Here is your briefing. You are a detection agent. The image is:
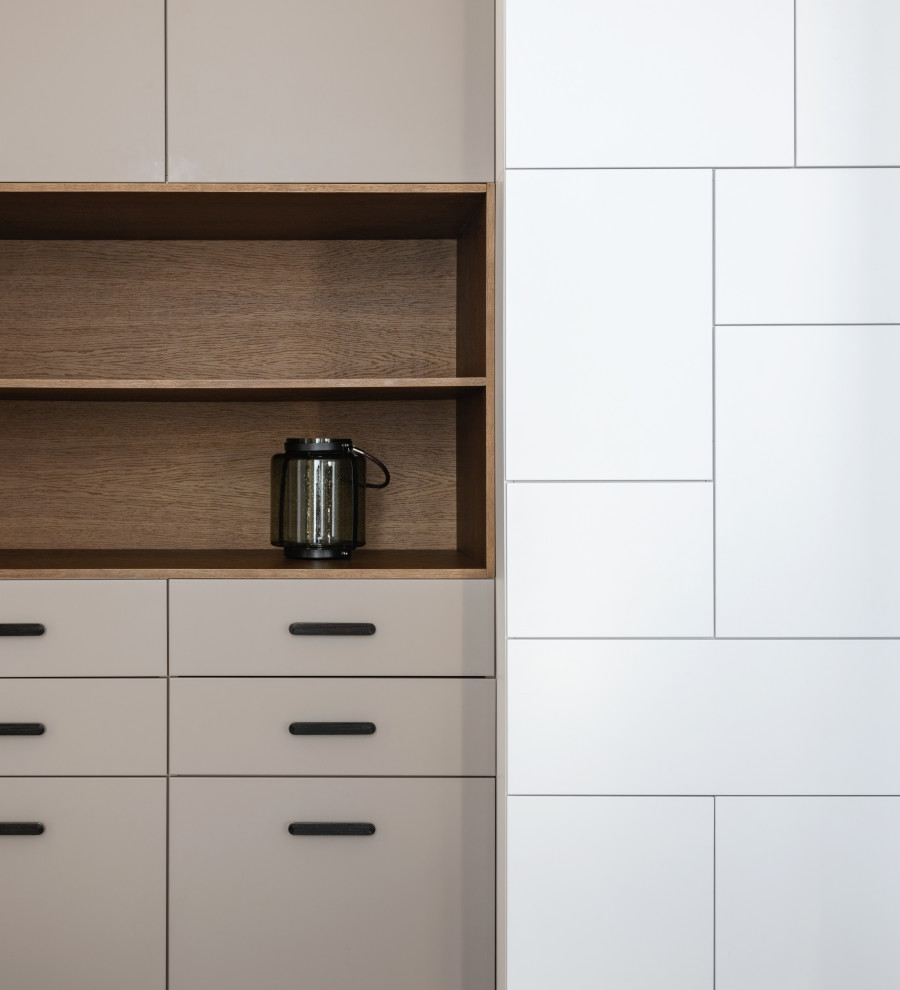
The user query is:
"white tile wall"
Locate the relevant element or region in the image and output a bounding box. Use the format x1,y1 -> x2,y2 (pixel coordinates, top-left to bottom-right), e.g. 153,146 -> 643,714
716,324 -> 900,637
506,0 -> 794,168
716,170 -> 900,325
717,799 -> 900,990
505,170 -> 712,481
797,0 -> 900,166
508,639 -> 900,795
504,2 -> 900,985
508,797 -> 713,990
507,482 -> 713,638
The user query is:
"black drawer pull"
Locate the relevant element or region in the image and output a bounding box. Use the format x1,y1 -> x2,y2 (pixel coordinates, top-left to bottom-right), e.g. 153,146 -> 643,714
289,822 -> 375,836
289,622 -> 376,637
0,624 -> 45,637
0,823 -> 44,835
289,722 -> 376,735
0,723 -> 45,736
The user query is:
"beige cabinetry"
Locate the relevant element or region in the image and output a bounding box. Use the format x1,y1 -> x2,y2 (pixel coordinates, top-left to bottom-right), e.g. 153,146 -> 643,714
167,0 -> 494,182
1,578 -> 495,987
170,777 -> 495,990
0,0 -> 164,181
0,778 -> 167,990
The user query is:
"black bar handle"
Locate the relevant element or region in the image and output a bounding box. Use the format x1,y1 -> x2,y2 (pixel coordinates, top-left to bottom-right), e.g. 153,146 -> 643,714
289,622 -> 376,637
0,723 -> 45,736
289,822 -> 375,836
0,823 -> 44,835
289,722 -> 376,735
0,624 -> 45,637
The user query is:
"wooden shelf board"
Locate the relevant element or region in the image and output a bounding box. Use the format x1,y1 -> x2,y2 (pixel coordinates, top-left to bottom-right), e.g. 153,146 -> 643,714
0,549 -> 490,580
0,378 -> 487,401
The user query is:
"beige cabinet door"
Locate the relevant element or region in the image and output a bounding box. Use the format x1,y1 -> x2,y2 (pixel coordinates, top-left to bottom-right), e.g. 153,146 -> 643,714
0,0 -> 164,181
170,777 -> 495,990
0,778 -> 166,990
167,0 -> 494,181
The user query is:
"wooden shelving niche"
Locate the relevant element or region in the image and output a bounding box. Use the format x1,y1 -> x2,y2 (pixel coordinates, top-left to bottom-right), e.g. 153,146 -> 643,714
0,183 -> 494,579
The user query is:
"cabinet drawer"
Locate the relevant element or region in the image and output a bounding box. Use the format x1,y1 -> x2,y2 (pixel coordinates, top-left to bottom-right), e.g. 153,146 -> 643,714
0,679 -> 166,776
169,579 -> 494,676
169,777 -> 494,990
170,677 -> 495,776
0,580 -> 166,676
0,778 -> 166,990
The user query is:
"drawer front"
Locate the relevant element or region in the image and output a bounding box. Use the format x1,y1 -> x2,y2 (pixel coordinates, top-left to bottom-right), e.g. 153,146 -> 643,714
169,777 -> 495,990
170,677 -> 495,776
0,580 -> 166,676
0,778 -> 166,990
0,679 -> 166,776
169,579 -> 494,676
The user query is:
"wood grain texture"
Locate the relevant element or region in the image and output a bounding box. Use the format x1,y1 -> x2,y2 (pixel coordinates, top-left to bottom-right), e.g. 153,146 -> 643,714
0,549 -> 487,579
0,240 -> 456,379
0,400 -> 456,551
0,187 -> 485,239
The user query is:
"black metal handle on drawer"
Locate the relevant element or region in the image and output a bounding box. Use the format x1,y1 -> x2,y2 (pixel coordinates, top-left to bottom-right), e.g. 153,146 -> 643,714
289,722 -> 376,735
289,623 -> 376,636
0,823 -> 44,835
0,624 -> 46,637
0,723 -> 45,735
289,822 -> 376,836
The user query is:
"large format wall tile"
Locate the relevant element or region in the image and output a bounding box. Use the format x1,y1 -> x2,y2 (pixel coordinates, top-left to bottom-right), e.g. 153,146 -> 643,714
506,0 -> 793,167
507,483 -> 713,637
0,0 -> 164,180
717,799 -> 900,990
168,0 -> 493,181
505,170 -> 712,481
508,640 -> 900,796
716,325 -> 900,637
797,0 -> 900,165
716,170 -> 900,324
508,797 -> 713,990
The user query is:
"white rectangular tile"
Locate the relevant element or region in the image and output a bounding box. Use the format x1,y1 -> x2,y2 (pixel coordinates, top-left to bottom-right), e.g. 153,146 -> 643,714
508,640 -> 900,796
718,798 -> 900,990
505,170 -> 712,481
797,0 -> 900,165
716,325 -> 900,636
716,170 -> 900,324
508,797 -> 713,990
506,0 -> 793,167
507,483 -> 713,638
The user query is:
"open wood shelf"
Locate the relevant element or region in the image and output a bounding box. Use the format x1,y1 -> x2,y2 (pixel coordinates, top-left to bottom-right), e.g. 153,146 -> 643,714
0,377 -> 487,401
0,183 -> 494,578
0,549 -> 488,580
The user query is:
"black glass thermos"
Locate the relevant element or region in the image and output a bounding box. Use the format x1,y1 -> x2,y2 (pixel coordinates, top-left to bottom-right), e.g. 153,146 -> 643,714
271,438 -> 390,559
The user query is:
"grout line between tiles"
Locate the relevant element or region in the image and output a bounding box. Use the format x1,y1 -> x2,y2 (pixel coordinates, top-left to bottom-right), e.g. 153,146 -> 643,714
166,579 -> 170,990
507,636 -> 900,641
793,0 -> 798,167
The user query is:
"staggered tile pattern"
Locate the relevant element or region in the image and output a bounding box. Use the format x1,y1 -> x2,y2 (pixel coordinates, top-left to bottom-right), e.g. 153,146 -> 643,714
504,3 -> 900,988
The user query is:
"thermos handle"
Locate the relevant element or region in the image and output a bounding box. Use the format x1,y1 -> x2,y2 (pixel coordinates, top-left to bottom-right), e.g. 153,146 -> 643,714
352,447 -> 390,489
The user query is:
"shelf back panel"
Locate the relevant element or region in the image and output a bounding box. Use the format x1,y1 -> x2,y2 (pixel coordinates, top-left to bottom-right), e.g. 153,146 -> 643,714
0,400 -> 457,552
0,239 -> 457,380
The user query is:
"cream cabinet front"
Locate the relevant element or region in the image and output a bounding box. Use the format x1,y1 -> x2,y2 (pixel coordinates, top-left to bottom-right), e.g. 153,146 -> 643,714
169,776 -> 496,990
0,0 -> 164,181
166,0 -> 494,182
0,778 -> 166,990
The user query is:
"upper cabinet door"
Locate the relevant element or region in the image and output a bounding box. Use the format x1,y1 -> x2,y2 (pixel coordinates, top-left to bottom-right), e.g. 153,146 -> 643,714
167,0 -> 494,182
0,0 -> 164,181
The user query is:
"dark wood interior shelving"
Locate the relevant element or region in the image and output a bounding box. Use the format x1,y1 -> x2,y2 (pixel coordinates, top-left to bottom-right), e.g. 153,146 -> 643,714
0,183 -> 495,579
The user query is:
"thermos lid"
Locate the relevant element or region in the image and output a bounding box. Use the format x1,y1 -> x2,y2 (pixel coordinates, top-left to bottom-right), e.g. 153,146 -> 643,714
284,437 -> 352,454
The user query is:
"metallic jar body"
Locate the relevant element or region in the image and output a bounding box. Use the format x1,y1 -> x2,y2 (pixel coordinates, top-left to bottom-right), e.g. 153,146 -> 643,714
271,439 -> 366,559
